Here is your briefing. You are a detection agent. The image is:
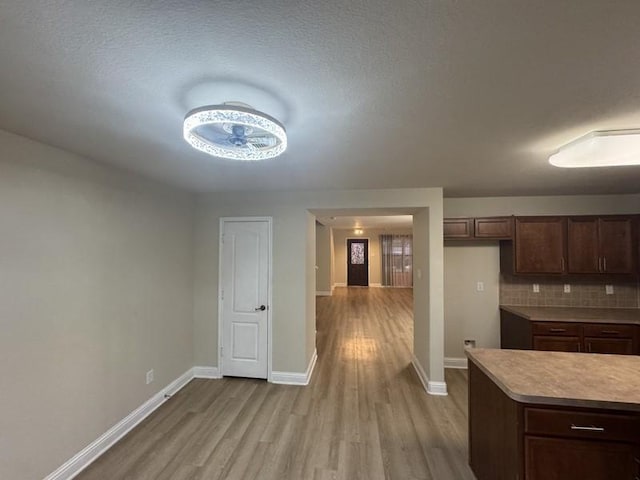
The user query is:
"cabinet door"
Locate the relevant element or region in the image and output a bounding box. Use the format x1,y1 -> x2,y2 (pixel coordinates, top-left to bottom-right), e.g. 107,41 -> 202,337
598,217 -> 634,273
443,218 -> 473,239
525,436 -> 637,480
474,217 -> 513,239
567,217 -> 599,273
515,217 -> 566,273
584,337 -> 634,355
532,336 -> 581,352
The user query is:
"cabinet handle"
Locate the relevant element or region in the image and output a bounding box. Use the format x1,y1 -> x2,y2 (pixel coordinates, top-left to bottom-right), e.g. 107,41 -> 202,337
602,257 -> 607,272
549,328 -> 566,333
577,343 -> 581,352
570,424 -> 605,432
561,257 -> 565,270
598,256 -> 602,272
600,330 -> 620,335
587,342 -> 592,353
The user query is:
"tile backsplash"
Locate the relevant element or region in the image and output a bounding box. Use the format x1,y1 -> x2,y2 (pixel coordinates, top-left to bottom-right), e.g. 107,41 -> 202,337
500,274 -> 640,308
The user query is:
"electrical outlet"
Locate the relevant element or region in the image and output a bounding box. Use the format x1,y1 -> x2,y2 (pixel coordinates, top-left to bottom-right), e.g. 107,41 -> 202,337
146,369 -> 154,385
532,283 -> 540,293
476,281 -> 484,292
605,285 -> 614,295
563,284 -> 571,293
464,339 -> 476,349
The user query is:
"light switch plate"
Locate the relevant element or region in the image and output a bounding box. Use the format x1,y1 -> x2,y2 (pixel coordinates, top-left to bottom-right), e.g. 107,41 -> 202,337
563,284 -> 571,293
605,285 -> 614,295
532,283 -> 540,293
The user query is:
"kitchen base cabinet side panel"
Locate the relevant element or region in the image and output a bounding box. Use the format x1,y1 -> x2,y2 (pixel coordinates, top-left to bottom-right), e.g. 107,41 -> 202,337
468,362 -> 522,480
500,309 -> 532,349
524,436 -> 638,480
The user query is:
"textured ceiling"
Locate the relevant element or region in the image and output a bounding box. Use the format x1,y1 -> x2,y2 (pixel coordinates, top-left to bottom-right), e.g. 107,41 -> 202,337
1,1 -> 640,196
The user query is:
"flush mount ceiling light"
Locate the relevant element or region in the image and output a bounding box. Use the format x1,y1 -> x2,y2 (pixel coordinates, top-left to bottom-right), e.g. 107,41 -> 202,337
549,129 -> 640,168
183,102 -> 287,161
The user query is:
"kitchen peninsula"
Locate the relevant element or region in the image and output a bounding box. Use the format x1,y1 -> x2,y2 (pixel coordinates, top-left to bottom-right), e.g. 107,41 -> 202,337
466,348 -> 640,480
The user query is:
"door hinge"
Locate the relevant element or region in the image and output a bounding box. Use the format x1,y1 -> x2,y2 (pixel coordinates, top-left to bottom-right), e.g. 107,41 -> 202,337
220,346 -> 223,357
221,289 -> 224,300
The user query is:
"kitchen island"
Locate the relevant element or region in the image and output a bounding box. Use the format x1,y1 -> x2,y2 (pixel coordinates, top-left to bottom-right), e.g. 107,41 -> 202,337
466,348 -> 640,480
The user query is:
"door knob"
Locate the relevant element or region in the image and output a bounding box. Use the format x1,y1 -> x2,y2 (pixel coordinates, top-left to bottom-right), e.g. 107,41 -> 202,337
255,305 -> 266,311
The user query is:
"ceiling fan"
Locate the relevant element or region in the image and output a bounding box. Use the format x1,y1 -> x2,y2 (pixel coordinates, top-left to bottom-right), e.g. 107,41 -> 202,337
183,102 -> 287,161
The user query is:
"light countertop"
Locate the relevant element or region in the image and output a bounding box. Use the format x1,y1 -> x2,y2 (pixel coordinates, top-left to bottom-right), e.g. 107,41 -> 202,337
500,305 -> 640,324
466,348 -> 640,412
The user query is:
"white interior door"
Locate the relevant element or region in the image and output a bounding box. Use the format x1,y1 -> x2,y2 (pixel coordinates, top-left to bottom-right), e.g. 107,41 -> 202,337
220,219 -> 270,379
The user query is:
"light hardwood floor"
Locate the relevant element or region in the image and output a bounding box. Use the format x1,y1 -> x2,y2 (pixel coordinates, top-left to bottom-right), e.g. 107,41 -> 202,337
77,287 -> 476,480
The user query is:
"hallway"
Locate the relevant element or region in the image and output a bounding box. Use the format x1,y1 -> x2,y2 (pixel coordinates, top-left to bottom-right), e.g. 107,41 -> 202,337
77,287 -> 475,480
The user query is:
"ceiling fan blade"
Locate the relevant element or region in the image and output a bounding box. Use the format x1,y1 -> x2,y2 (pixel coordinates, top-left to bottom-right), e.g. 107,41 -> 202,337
246,136 -> 277,147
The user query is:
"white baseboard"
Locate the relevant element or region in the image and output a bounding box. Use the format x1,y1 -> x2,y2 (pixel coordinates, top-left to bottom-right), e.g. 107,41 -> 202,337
427,381 -> 448,395
333,282 -> 346,287
411,355 -> 448,397
193,366 -> 221,379
316,291 -> 332,296
45,368 -> 194,480
271,349 -> 318,386
411,355 -> 429,393
444,357 -> 468,369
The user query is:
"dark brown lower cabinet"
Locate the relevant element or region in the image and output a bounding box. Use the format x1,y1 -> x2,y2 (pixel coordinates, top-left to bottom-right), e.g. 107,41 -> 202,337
532,335 -> 581,352
500,309 -> 640,355
469,362 -> 640,480
585,337 -> 635,354
525,436 -> 638,480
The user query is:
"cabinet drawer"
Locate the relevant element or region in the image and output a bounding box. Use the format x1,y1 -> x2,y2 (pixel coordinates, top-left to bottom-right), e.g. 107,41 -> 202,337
525,408 -> 640,443
532,322 -> 580,336
583,323 -> 635,338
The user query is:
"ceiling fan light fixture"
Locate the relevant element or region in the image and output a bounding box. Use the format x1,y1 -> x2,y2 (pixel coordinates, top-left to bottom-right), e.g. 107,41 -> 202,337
183,103 -> 287,161
549,129 -> 640,168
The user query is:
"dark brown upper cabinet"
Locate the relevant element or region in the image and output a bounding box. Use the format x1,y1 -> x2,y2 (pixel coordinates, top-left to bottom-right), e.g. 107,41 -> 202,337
514,217 -> 567,274
443,218 -> 473,239
567,217 -> 599,273
599,216 -> 635,273
474,217 -> 513,239
568,216 -> 635,274
444,217 -> 513,240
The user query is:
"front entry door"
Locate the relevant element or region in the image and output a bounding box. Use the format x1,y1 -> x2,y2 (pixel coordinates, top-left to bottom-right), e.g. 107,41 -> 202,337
220,219 -> 270,379
347,238 -> 369,286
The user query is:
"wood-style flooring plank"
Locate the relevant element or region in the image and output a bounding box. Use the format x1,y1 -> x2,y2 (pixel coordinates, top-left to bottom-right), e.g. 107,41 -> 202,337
76,287 -> 476,480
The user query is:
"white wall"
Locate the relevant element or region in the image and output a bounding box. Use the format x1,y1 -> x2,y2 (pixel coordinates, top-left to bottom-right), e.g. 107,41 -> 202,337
445,194 -> 640,217
0,130 -> 195,480
412,206 -> 445,392
315,223 -> 332,294
193,188 -> 445,386
194,198 -> 309,374
306,212 -> 317,358
444,242 -> 501,360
